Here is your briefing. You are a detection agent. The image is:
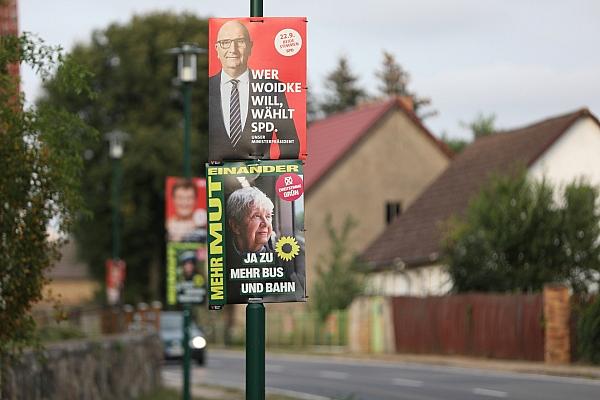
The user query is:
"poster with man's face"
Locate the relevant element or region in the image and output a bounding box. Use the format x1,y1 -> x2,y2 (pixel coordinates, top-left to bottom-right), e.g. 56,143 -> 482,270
105,259 -> 125,305
165,177 -> 207,243
208,17 -> 307,162
206,160 -> 307,309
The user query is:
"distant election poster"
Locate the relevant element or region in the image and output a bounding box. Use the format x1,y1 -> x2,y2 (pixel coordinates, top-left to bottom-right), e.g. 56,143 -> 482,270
165,177 -> 207,243
165,177 -> 208,304
166,242 -> 208,305
105,259 -> 126,305
208,17 -> 307,162
206,160 -> 307,309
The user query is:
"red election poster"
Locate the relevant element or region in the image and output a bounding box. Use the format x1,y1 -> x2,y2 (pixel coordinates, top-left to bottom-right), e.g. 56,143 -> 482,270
106,259 -> 126,305
208,17 -> 307,162
165,177 -> 207,243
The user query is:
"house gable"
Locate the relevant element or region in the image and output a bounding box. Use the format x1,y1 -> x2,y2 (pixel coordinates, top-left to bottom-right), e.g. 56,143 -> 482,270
305,108 -> 450,287
362,108 -> 597,271
529,116 -> 600,187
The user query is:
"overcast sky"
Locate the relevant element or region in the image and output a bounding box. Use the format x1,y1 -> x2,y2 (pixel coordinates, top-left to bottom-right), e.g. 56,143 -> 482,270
19,0 -> 600,140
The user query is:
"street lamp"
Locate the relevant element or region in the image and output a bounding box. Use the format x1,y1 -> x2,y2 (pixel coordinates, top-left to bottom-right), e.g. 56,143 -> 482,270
104,130 -> 129,307
170,43 -> 204,83
168,43 -> 205,400
106,130 -> 128,160
168,43 -> 206,177
105,130 -> 129,262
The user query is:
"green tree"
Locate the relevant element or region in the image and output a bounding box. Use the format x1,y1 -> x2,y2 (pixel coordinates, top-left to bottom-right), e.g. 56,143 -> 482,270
440,132 -> 468,154
312,215 -> 364,321
0,34 -> 96,356
39,13 -> 210,301
320,56 -> 365,116
578,296 -> 600,364
444,171 -> 600,293
375,50 -> 436,119
461,112 -> 497,139
306,83 -> 320,124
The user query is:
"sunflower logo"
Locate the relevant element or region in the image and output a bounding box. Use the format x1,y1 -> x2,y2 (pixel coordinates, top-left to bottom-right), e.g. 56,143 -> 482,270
275,236 -> 300,261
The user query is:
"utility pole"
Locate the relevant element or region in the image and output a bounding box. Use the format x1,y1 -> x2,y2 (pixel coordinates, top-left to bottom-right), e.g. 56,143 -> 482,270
169,43 -> 205,400
246,2 -> 266,399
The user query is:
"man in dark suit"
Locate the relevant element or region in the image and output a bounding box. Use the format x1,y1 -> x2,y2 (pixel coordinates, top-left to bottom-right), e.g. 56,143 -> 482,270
209,20 -> 299,161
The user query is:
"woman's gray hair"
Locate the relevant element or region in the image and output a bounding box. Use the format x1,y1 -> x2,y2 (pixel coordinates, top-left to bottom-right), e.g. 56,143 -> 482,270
227,186 -> 274,225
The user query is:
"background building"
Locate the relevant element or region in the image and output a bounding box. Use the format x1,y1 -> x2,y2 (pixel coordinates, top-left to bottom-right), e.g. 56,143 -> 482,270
363,108 -> 600,296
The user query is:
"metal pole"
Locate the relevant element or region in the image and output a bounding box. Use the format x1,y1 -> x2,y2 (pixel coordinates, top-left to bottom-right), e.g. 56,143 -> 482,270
247,3 -> 265,399
246,303 -> 265,400
183,81 -> 192,178
111,156 -> 122,260
182,80 -> 193,400
250,0 -> 263,17
182,304 -> 192,400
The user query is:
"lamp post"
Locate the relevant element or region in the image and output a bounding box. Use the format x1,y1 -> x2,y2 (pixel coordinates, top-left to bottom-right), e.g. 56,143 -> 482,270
105,130 -> 128,261
105,130 -> 128,306
247,3 -> 265,400
168,43 -> 206,177
168,42 -> 205,400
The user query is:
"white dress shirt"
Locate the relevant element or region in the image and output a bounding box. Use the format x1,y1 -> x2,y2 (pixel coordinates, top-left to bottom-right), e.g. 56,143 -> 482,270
220,69 -> 250,138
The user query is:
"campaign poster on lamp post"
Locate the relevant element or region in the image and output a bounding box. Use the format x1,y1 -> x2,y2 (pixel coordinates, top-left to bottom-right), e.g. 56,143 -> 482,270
165,177 -> 207,243
165,177 -> 208,304
166,242 -> 207,305
206,160 -> 306,309
106,259 -> 126,305
208,17 -> 307,162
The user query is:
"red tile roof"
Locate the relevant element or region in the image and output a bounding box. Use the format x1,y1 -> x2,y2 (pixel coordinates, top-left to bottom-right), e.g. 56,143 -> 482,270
304,97 -> 452,192
363,108 -> 598,269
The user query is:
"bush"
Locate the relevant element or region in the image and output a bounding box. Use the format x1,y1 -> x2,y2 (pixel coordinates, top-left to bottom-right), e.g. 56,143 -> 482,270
444,171 -> 600,294
37,325 -> 86,342
578,296 -> 600,364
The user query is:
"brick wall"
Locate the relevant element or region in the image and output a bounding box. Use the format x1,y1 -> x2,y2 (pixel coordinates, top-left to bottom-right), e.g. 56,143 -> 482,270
543,284 -> 571,364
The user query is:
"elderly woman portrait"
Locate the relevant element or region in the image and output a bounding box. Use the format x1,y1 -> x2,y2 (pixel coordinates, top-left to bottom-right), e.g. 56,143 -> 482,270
227,186 -> 275,254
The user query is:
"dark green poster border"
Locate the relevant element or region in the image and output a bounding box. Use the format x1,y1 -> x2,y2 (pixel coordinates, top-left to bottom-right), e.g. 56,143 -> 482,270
206,160 -> 304,310
207,172 -> 227,309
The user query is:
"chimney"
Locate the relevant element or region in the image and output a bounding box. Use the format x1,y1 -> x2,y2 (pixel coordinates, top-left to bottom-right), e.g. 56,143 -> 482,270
398,96 -> 413,112
0,0 -> 18,36
1,0 -> 19,79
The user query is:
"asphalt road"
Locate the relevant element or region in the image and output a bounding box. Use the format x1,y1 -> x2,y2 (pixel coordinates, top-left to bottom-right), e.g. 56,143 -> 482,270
162,350 -> 600,400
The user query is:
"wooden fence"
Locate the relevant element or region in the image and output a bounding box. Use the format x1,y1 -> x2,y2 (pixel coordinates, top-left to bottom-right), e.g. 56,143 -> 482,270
391,293 -> 545,361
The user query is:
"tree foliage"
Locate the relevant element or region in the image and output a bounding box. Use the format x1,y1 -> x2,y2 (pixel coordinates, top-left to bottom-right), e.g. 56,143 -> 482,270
374,50 -> 436,119
0,34 -> 96,356
39,13 -> 210,301
444,171 -> 600,294
320,56 -> 365,116
375,51 -> 410,97
440,133 -> 468,154
462,112 -> 497,139
312,215 -> 364,321
577,296 -> 600,364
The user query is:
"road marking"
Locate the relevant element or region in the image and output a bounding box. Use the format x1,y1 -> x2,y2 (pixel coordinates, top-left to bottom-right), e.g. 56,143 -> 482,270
318,370 -> 349,380
267,387 -> 330,400
472,388 -> 508,398
266,364 -> 284,373
392,378 -> 424,387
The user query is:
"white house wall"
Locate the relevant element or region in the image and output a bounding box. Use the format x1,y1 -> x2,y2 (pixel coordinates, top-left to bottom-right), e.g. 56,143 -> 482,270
366,265 -> 452,297
373,115 -> 600,298
528,116 -> 600,189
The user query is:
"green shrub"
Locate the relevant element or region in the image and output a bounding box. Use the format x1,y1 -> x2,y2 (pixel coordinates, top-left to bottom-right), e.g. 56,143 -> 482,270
578,296 -> 600,364
37,325 -> 86,342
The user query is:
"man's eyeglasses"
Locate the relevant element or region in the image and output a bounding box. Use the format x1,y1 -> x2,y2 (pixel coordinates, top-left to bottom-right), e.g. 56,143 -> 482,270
217,38 -> 248,49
